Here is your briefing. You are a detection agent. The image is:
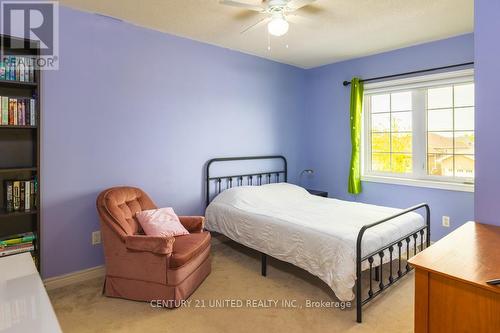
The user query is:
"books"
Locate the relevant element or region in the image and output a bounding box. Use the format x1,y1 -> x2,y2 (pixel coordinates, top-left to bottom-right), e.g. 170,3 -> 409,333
1,242 -> 33,251
30,180 -> 35,210
0,232 -> 36,257
0,96 -> 36,126
25,180 -> 31,212
0,232 -> 35,246
0,58 -> 5,79
4,178 -> 37,212
4,180 -> 13,212
0,56 -> 35,83
13,181 -> 20,211
1,96 -> 7,124
0,244 -> 35,257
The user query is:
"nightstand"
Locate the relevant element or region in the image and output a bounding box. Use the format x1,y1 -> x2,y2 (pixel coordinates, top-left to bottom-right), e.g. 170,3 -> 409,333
306,189 -> 328,197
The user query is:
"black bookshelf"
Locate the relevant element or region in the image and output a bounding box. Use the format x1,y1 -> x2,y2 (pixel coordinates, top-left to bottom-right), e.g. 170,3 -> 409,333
0,208 -> 38,217
0,167 -> 37,173
0,79 -> 37,88
0,34 -> 41,272
0,125 -> 37,129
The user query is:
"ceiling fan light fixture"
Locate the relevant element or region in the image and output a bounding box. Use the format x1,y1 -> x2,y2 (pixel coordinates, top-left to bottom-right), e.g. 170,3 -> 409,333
267,13 -> 289,37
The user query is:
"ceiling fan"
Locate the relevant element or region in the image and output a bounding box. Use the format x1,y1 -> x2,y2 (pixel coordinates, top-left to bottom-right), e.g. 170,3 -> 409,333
220,0 -> 318,37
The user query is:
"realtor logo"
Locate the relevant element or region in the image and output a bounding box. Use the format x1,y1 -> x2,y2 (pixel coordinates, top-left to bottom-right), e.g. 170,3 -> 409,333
0,1 -> 59,69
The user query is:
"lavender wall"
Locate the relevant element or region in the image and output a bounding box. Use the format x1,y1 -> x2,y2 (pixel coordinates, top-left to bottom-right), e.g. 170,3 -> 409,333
41,7 -> 307,278
302,34 -> 475,241
474,1 -> 500,226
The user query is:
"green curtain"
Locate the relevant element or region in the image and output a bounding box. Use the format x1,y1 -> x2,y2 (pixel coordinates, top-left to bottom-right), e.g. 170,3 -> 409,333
348,77 -> 364,194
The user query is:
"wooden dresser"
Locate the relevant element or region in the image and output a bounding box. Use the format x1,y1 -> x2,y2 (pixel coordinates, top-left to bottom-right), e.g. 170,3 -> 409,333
408,222 -> 500,333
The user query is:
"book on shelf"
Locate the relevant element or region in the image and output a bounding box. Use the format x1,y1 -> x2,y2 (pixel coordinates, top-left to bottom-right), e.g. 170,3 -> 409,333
0,232 -> 36,257
25,180 -> 31,212
0,96 -> 36,126
10,98 -> 16,125
17,100 -> 21,125
4,180 -> 13,212
19,58 -> 25,82
0,244 -> 35,257
19,181 -> 25,212
30,180 -> 36,210
0,242 -> 33,251
13,180 -> 20,211
1,96 -> 7,124
10,56 -> 15,80
15,58 -> 20,81
0,58 -> 4,79
0,56 -> 35,83
31,99 -> 35,125
0,232 -> 36,246
34,176 -> 38,209
18,99 -> 24,125
4,178 -> 37,213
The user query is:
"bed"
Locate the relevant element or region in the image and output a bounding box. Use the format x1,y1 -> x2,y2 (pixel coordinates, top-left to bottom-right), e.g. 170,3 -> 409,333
204,155 -> 430,322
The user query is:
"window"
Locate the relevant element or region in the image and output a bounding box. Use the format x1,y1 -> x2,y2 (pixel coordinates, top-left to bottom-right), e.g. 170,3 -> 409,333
362,69 -> 474,192
369,92 -> 413,174
427,84 -> 474,178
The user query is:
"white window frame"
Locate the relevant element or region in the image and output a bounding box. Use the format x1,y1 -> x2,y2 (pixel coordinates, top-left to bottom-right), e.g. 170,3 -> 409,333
361,69 -> 474,192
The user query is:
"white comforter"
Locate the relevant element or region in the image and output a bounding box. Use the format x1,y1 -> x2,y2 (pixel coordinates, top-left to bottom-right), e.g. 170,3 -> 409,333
205,183 -> 425,301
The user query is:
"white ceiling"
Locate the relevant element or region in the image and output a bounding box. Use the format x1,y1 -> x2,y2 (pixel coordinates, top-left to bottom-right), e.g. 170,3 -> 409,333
59,0 -> 474,69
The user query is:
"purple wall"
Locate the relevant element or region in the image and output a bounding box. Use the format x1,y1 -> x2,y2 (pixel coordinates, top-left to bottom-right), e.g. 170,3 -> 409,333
302,34 -> 475,241
41,7 -> 307,278
474,1 -> 500,226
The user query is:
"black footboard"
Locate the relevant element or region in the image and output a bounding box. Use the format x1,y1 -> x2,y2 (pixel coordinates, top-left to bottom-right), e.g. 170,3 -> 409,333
355,203 -> 430,323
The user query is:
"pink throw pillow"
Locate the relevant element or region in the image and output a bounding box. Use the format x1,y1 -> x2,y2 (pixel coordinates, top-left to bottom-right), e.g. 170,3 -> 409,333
135,207 -> 189,237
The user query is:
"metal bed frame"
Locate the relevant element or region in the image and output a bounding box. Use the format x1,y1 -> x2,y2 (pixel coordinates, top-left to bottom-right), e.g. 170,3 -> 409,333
205,155 -> 430,323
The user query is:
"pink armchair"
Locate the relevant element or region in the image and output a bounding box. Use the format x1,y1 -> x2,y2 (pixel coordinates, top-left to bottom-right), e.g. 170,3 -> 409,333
96,187 -> 211,305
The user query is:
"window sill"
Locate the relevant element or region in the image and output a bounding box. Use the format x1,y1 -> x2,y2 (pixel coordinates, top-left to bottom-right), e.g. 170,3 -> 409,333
361,175 -> 474,193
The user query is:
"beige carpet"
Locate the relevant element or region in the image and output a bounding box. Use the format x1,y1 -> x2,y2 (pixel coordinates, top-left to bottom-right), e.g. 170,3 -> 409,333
48,237 -> 414,333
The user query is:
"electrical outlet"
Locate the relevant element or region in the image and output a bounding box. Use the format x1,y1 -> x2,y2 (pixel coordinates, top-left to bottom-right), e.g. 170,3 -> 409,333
92,231 -> 101,245
442,216 -> 450,227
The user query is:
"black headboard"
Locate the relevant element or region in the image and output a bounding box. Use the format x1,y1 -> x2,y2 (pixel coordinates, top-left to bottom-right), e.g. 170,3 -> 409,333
205,155 -> 287,207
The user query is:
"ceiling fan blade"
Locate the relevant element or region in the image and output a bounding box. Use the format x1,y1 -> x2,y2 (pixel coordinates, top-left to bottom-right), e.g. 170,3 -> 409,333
286,0 -> 317,11
220,0 -> 265,12
286,12 -> 319,29
240,16 -> 270,34
234,10 -> 262,20
298,5 -> 325,15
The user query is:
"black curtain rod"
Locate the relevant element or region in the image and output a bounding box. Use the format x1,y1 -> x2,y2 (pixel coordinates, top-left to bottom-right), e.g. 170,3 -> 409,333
342,62 -> 474,86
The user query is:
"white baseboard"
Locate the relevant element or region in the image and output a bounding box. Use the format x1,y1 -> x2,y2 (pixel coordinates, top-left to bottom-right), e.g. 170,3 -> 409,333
44,265 -> 105,291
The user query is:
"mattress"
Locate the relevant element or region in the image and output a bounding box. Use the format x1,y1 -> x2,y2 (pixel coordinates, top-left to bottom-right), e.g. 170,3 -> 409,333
205,183 -> 425,301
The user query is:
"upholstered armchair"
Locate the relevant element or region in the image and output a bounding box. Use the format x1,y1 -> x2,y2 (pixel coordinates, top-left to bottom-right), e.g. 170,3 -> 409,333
96,187 -> 211,305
